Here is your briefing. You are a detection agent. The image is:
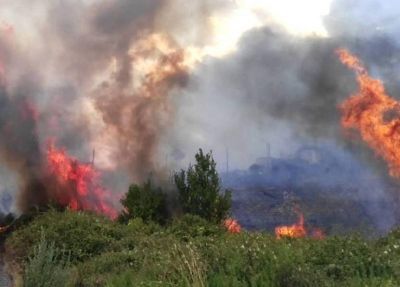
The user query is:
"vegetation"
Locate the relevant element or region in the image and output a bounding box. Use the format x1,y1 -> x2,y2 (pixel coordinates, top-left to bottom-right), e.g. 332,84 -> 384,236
4,209 -> 400,287
174,149 -> 231,223
3,150 -> 400,286
23,233 -> 71,287
119,180 -> 167,225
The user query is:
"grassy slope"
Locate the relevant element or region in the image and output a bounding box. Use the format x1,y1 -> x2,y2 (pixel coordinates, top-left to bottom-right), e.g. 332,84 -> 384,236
4,210 -> 400,287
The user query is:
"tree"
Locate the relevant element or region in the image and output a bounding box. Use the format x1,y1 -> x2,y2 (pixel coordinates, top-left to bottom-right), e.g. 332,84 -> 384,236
119,180 -> 167,224
174,149 -> 231,223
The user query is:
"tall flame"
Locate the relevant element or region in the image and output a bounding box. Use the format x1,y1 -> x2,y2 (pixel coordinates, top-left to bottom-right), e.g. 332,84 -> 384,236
46,140 -> 117,219
337,48 -> 400,178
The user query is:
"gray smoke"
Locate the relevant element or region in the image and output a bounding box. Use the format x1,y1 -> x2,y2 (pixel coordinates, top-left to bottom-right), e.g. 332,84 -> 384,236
0,0 -> 189,212
168,0 -> 400,170
0,0 -> 400,229
164,0 -> 400,230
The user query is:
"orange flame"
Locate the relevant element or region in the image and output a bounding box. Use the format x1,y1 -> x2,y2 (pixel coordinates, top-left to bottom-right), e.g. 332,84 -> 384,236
224,218 -> 242,234
46,140 -> 118,219
337,48 -> 400,178
275,210 -> 307,239
275,208 -> 325,239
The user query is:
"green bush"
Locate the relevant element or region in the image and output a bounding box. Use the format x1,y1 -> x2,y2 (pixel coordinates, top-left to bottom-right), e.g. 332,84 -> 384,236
174,149 -> 231,223
119,180 -> 168,225
105,240 -> 206,287
168,214 -> 223,241
5,209 -> 400,287
75,251 -> 138,286
126,218 -> 162,235
6,210 -> 126,263
23,233 -> 72,287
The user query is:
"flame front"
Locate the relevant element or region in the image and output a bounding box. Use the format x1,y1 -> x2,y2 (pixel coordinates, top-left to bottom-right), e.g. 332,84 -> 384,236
337,48 -> 400,178
46,140 -> 117,219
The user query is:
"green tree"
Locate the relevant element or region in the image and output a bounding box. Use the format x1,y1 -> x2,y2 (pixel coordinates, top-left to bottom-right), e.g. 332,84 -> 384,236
119,180 -> 167,224
174,149 -> 231,223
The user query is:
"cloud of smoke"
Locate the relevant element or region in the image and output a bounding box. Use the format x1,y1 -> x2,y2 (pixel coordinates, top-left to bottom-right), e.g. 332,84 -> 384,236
168,0 -> 400,170
0,0 -> 399,225
0,0 -> 194,212
161,0 -> 400,230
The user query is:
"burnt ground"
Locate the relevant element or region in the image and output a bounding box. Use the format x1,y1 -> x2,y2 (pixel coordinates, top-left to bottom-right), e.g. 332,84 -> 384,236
230,185 -> 397,236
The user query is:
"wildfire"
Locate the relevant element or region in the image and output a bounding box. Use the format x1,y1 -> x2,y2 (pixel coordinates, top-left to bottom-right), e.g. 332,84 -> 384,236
337,48 -> 400,178
92,32 -> 189,178
46,140 -> 118,219
275,209 -> 324,239
275,210 -> 307,239
224,218 -> 242,234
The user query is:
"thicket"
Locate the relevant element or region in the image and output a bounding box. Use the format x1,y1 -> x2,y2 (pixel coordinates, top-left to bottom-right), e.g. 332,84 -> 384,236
5,209 -> 400,287
23,233 -> 71,287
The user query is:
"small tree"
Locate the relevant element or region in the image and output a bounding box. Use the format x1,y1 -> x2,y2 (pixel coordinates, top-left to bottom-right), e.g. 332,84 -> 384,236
174,149 -> 231,223
119,180 -> 167,224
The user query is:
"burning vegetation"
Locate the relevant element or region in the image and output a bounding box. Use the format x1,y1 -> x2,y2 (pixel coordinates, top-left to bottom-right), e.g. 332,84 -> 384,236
275,210 -> 307,239
274,208 -> 325,239
0,30 -> 190,217
224,218 -> 242,234
46,141 -> 118,219
338,48 -> 400,179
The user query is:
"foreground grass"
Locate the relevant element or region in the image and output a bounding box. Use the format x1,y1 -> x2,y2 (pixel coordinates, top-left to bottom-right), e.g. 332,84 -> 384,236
4,210 -> 400,286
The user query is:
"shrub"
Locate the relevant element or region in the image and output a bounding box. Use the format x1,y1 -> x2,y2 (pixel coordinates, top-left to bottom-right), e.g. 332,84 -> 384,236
119,180 -> 167,225
168,214 -> 223,240
75,251 -> 138,286
174,149 -> 231,223
23,233 -> 71,287
126,218 -> 162,235
6,210 -> 125,263
105,241 -> 206,287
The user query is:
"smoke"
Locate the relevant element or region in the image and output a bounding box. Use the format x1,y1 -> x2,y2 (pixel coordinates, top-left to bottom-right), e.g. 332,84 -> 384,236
0,0 -> 198,212
168,1 -> 400,170
0,0 -> 400,227
0,0 -> 239,213
162,0 -> 400,229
